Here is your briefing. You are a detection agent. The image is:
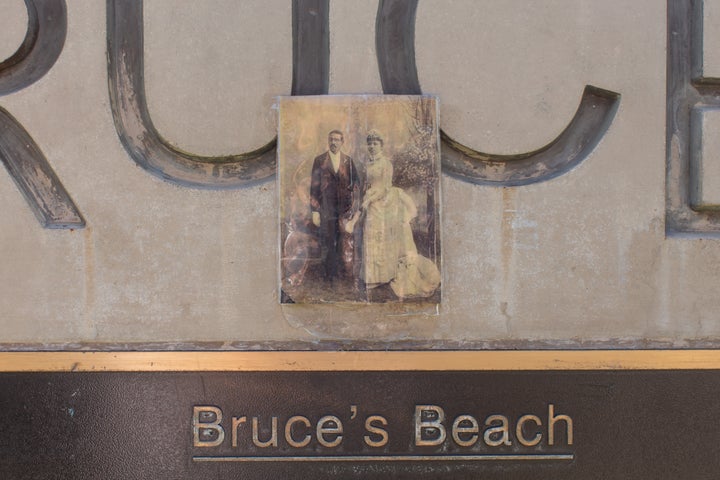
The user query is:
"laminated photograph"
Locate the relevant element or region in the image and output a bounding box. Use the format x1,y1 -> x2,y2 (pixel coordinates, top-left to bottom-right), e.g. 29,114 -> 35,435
278,96 -> 441,304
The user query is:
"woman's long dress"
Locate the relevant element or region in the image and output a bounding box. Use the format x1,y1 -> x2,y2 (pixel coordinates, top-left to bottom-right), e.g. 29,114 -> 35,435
362,155 -> 417,286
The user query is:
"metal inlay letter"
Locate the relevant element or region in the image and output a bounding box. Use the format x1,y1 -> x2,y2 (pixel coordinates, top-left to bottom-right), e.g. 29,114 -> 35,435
375,0 -> 621,186
0,0 -> 84,228
666,0 -> 720,234
106,0 -> 329,188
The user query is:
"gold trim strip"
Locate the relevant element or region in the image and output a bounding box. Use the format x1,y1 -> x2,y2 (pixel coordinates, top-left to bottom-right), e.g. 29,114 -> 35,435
193,454 -> 574,462
0,350 -> 718,372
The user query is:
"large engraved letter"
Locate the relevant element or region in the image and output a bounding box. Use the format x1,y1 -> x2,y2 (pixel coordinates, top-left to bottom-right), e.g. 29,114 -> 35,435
107,0 -> 329,188
0,0 -> 84,228
667,0 -> 720,234
375,0 -> 621,186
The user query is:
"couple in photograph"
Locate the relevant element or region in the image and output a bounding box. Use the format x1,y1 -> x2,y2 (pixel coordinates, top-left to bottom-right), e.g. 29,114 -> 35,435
309,129 -> 439,300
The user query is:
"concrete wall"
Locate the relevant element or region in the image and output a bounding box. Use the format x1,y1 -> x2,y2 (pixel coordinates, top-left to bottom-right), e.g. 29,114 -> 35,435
0,1 -> 717,348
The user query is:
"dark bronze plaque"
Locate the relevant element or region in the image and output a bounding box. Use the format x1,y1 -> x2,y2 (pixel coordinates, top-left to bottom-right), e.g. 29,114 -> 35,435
0,369 -> 717,479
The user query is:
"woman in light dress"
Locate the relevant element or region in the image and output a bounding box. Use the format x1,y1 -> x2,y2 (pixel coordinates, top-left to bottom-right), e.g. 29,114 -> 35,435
347,130 -> 439,299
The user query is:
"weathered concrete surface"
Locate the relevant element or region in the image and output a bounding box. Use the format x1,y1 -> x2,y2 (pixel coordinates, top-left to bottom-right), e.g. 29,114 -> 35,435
0,1 -> 717,348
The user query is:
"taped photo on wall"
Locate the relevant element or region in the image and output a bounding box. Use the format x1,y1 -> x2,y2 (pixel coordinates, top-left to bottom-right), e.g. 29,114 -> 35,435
278,95 -> 441,304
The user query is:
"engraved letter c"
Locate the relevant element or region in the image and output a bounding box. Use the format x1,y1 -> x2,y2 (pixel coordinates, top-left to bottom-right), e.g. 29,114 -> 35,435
375,0 -> 621,186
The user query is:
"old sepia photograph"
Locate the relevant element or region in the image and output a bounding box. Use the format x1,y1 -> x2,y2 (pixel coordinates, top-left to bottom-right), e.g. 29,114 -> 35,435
278,95 -> 441,304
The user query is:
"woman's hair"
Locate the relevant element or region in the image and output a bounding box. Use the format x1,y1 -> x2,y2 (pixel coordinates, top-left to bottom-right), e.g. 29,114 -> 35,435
366,129 -> 384,146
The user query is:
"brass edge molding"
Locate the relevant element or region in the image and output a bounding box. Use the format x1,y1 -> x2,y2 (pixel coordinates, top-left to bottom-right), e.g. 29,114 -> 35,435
0,350 -> 718,372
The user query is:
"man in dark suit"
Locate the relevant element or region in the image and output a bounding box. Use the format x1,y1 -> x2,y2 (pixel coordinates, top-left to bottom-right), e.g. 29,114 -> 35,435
310,130 -> 361,281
